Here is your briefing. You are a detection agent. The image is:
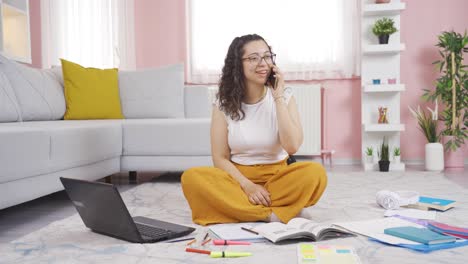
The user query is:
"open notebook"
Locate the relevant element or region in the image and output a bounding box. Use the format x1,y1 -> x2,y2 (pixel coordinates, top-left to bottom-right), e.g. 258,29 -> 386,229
245,217 -> 353,243
208,222 -> 268,242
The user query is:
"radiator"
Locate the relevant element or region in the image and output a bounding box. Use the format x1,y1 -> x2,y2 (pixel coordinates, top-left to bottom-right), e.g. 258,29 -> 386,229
290,85 -> 322,156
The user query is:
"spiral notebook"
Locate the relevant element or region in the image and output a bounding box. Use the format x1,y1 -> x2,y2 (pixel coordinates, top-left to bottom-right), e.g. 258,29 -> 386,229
208,222 -> 267,242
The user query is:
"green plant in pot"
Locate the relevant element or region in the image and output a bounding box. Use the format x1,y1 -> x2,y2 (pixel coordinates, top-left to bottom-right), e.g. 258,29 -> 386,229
365,147 -> 374,164
393,147 -> 401,163
372,17 -> 398,44
377,137 -> 390,172
422,30 -> 467,169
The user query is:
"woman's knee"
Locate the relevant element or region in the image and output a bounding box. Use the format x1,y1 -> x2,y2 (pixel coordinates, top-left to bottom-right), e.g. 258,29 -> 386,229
181,167 -> 206,186
299,162 -> 328,187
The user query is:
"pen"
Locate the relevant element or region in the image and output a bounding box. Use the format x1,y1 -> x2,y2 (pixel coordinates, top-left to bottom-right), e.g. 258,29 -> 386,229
241,227 -> 259,235
202,232 -> 209,241
186,239 -> 197,246
210,251 -> 252,258
186,248 -> 211,255
213,239 -> 251,246
165,237 -> 195,243
201,238 -> 212,246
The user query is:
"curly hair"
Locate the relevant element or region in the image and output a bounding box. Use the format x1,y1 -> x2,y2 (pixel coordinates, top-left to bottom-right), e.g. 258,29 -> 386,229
217,34 -> 273,121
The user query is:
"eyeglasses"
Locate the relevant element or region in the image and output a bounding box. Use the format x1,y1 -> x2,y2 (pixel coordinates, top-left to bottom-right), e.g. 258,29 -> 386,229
242,53 -> 276,66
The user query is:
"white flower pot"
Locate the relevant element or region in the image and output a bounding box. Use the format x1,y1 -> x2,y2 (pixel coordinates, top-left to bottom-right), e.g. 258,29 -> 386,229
393,156 -> 400,163
365,155 -> 373,164
425,143 -> 444,171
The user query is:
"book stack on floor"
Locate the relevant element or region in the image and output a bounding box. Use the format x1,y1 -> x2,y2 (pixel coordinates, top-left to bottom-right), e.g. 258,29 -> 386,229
427,222 -> 468,239
384,226 -> 456,245
403,196 -> 456,211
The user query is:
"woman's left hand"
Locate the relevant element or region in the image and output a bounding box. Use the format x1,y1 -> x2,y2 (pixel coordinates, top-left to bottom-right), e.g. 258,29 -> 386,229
270,65 -> 285,100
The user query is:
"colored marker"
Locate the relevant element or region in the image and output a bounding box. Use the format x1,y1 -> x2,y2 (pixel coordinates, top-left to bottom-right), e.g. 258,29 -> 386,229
213,239 -> 251,245
186,239 -> 197,246
201,238 -> 212,246
185,248 -> 211,255
210,251 -> 252,258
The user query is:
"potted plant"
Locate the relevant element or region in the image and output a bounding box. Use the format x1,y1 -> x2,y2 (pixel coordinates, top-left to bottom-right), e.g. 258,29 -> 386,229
393,147 -> 401,164
422,30 -> 467,170
377,137 -> 390,172
408,102 -> 444,171
372,17 -> 398,44
365,147 -> 374,163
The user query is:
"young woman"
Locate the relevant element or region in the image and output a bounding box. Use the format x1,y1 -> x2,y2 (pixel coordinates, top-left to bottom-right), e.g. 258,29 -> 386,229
182,34 -> 327,226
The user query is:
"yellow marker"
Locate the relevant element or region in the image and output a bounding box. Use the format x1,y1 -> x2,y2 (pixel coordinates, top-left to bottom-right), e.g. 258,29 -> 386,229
210,251 -> 252,258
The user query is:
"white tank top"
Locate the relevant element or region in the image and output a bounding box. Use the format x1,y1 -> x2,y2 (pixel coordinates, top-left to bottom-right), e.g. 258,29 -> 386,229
217,87 -> 293,165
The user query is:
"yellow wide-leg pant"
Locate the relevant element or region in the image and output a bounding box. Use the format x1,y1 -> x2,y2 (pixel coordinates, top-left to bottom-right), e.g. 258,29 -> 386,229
181,159 -> 327,226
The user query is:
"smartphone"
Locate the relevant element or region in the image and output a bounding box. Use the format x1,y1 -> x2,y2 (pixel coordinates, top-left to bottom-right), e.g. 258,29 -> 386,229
267,62 -> 277,89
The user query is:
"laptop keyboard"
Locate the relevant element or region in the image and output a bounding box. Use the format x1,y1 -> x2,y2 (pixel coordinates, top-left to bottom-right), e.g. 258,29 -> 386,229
135,223 -> 174,239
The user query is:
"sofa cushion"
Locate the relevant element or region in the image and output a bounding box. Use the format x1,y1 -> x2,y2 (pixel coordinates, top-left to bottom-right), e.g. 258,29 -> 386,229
61,59 -> 124,120
0,70 -> 22,122
119,64 -> 185,119
0,54 -> 65,121
0,126 -> 50,183
184,86 -> 211,118
18,120 -> 123,173
122,119 -> 211,155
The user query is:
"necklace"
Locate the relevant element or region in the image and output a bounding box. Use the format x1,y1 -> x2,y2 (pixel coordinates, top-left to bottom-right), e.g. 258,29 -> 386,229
253,87 -> 267,104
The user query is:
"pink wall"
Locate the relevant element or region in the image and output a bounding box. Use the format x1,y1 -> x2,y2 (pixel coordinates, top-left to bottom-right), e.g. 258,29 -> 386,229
400,0 -> 468,160
29,0 -> 468,161
133,0 -> 467,160
134,0 -> 186,68
29,0 -> 41,68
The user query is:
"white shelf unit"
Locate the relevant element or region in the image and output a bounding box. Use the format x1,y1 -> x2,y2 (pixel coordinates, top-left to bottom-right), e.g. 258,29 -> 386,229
363,43 -> 405,54
0,0 -> 31,63
363,84 -> 405,92
361,0 -> 405,171
363,123 -> 405,132
362,2 -> 406,16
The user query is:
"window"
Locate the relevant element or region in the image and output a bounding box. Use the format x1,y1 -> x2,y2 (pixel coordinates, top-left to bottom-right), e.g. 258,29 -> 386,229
188,0 -> 360,83
41,0 -> 135,69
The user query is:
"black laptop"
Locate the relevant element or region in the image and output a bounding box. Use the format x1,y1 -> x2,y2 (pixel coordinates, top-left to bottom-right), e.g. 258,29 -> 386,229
60,177 -> 195,243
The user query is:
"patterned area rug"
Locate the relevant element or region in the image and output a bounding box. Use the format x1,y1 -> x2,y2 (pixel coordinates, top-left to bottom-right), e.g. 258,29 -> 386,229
1,170 -> 467,263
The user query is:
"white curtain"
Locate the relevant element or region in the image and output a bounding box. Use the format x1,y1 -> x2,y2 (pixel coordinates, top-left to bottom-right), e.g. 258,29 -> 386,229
188,0 -> 360,83
41,0 -> 135,70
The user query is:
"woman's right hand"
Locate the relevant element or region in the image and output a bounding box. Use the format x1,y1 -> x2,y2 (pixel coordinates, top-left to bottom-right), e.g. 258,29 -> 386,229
240,180 -> 271,206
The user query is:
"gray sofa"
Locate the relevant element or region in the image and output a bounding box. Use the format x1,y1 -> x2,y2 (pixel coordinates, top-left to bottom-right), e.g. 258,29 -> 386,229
0,55 -> 212,210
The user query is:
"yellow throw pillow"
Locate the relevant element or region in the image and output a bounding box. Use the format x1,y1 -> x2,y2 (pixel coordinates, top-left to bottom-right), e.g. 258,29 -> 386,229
61,59 -> 124,120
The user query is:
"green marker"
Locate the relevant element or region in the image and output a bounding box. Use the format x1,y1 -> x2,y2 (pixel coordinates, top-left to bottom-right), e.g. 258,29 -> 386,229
210,251 -> 252,258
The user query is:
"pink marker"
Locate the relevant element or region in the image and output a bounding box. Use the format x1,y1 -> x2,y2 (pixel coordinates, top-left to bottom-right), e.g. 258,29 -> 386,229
212,239 -> 251,246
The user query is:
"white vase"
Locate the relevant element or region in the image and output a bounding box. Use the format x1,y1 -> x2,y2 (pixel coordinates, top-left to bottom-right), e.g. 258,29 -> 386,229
394,156 -> 400,163
425,143 -> 444,171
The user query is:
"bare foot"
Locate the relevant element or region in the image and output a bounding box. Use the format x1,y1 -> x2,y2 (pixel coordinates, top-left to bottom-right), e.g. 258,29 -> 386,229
297,208 -> 312,219
266,212 -> 281,222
